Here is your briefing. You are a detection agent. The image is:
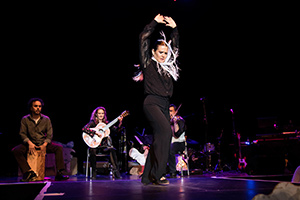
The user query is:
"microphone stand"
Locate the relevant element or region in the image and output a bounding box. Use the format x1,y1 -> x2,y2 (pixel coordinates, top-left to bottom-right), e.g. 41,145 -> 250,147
200,97 -> 211,172
214,129 -> 223,172
200,98 -> 208,144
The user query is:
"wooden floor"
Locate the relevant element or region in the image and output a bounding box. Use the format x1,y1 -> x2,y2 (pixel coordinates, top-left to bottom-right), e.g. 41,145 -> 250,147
1,172 -> 296,200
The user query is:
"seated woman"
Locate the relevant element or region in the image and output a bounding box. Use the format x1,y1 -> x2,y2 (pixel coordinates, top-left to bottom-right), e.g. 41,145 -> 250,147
82,106 -> 123,179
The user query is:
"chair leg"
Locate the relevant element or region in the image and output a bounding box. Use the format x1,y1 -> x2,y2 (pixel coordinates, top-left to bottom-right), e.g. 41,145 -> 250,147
181,161 -> 183,176
86,148 -> 89,178
185,152 -> 190,176
109,163 -> 113,177
185,142 -> 190,176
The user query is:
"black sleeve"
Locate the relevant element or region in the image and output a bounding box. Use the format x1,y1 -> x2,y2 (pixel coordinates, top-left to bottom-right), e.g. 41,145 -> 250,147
82,120 -> 97,137
170,27 -> 179,53
174,118 -> 186,138
139,20 -> 158,69
111,125 -> 123,133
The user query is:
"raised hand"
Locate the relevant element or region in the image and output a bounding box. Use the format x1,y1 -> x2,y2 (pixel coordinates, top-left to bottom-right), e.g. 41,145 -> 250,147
164,16 -> 177,28
154,14 -> 166,24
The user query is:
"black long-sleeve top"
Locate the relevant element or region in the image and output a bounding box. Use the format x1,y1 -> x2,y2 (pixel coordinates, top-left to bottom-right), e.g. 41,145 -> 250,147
82,120 -> 99,138
139,20 -> 179,98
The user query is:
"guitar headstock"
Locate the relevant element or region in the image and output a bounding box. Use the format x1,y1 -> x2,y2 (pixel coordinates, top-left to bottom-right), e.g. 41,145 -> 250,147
121,110 -> 130,118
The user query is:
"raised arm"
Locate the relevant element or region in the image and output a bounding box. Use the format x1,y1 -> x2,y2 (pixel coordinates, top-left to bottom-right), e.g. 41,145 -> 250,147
139,14 -> 166,69
165,16 -> 179,53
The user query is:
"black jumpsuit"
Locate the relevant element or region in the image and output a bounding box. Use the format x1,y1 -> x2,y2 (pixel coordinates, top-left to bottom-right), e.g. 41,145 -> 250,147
139,20 -> 179,184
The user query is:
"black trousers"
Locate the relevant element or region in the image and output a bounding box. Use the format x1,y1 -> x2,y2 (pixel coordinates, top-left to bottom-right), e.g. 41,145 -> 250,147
12,142 -> 65,174
141,95 -> 172,184
168,142 -> 185,174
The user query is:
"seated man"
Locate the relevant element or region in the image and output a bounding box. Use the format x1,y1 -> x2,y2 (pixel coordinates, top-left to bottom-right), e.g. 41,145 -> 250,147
12,98 -> 69,182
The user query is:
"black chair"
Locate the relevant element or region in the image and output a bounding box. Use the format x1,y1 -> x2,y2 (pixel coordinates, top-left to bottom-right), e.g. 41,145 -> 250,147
85,147 -> 113,178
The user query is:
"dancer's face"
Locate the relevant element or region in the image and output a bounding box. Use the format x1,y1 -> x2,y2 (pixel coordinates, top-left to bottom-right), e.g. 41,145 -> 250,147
152,45 -> 168,63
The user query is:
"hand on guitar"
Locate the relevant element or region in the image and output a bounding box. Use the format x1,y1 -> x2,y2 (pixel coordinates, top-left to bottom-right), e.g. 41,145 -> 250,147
94,131 -> 104,138
92,126 -> 109,138
118,116 -> 123,127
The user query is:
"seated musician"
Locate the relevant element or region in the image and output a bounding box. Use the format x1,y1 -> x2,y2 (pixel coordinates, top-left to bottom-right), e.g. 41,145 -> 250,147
82,106 -> 123,179
168,104 -> 187,178
12,98 -> 69,182
129,142 -> 149,175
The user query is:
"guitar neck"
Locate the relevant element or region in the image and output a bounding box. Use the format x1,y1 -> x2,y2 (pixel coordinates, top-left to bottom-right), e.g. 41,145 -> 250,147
102,116 -> 119,131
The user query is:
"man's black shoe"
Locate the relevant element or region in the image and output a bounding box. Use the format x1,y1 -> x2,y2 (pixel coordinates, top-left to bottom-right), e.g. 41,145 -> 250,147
55,171 -> 69,181
21,171 -> 37,182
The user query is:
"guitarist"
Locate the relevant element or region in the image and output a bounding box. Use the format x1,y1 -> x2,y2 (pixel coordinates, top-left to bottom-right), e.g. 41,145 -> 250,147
82,106 -> 123,179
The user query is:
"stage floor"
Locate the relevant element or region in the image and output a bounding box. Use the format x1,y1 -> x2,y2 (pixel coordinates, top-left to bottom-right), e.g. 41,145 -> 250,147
0,172 -> 296,200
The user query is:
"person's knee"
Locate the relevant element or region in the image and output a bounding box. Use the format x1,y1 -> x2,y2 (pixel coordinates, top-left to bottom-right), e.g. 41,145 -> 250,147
11,147 -> 18,156
292,166 -> 300,183
11,145 -> 22,156
52,143 -> 63,153
57,144 -> 63,152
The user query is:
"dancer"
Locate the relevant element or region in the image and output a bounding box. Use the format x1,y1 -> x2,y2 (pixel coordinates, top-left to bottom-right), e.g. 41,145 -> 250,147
137,14 -> 180,185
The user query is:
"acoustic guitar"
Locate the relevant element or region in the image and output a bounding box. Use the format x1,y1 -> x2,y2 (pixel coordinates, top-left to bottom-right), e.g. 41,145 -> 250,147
82,110 -> 129,148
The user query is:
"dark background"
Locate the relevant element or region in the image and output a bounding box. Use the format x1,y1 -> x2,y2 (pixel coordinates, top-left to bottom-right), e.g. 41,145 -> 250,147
1,0 -> 298,175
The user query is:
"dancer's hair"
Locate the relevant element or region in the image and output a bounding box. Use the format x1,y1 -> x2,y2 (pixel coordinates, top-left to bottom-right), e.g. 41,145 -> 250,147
151,31 -> 180,81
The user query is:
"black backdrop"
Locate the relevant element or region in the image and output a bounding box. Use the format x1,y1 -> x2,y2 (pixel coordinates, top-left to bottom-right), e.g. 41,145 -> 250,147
1,0 -> 298,175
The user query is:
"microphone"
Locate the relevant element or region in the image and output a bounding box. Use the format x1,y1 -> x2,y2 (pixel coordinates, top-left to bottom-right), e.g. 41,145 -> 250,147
200,97 -> 206,101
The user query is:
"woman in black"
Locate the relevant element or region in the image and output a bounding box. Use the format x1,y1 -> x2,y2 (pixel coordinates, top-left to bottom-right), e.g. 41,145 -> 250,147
82,106 -> 123,179
137,14 -> 180,185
